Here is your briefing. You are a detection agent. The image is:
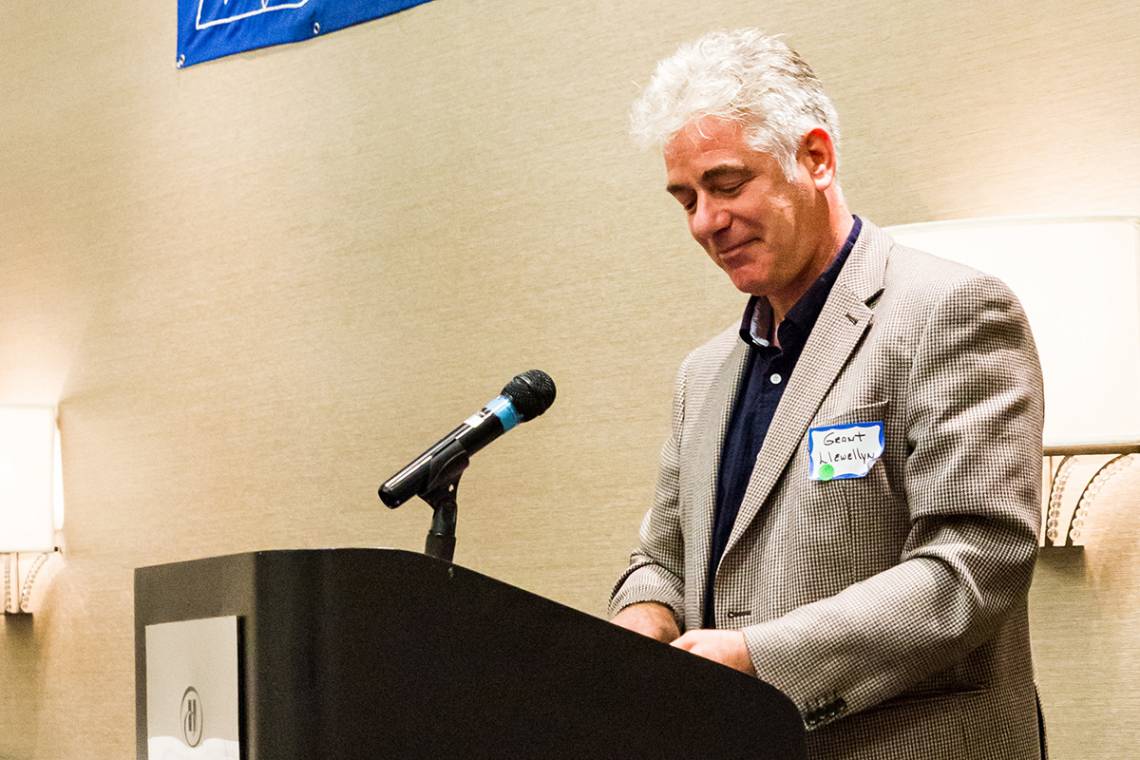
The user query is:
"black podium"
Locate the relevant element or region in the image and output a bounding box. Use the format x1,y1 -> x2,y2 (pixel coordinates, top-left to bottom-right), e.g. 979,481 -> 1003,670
135,549 -> 805,759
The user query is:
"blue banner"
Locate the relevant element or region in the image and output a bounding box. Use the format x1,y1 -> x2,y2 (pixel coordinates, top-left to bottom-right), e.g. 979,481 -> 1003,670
178,0 -> 434,68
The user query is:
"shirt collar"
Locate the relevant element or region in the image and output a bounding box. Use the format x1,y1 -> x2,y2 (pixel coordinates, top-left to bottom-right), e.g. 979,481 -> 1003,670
738,215 -> 863,348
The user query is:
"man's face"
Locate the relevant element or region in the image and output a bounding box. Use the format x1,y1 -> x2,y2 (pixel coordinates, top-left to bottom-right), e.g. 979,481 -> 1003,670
663,117 -> 829,307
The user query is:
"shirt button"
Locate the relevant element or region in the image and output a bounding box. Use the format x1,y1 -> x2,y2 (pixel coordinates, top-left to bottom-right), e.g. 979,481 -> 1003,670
770,373 -> 783,385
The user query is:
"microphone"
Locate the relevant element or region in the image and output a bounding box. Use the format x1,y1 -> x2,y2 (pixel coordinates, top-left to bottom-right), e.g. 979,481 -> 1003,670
378,370 -> 556,508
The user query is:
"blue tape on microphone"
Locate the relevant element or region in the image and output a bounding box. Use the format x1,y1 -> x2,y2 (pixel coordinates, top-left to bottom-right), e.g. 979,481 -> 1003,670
486,396 -> 522,432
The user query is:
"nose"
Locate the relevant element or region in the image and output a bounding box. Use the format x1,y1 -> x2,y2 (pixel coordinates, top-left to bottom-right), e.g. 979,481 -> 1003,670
689,194 -> 730,243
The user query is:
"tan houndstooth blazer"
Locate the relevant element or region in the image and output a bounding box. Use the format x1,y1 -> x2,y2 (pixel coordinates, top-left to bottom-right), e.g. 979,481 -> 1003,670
611,220 -> 1045,760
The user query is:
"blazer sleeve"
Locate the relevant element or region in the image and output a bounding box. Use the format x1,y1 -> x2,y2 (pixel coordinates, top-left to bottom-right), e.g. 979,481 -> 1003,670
608,355 -> 691,628
740,272 -> 1044,727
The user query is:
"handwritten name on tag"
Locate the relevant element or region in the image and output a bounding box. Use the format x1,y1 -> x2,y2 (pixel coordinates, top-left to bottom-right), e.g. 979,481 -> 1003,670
808,421 -> 885,481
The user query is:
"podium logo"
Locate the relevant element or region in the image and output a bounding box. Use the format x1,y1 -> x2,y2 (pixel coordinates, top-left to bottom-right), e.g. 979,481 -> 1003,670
180,686 -> 204,748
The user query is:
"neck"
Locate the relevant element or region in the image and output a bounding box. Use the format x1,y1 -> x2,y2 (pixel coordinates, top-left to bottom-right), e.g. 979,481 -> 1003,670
769,204 -> 855,326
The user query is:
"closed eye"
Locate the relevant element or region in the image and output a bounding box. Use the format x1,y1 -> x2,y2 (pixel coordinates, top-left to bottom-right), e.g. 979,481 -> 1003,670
702,165 -> 752,195
711,180 -> 745,195
667,188 -> 697,213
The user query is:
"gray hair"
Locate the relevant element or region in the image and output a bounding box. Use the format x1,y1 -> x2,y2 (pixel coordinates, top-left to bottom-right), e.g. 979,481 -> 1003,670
630,29 -> 840,179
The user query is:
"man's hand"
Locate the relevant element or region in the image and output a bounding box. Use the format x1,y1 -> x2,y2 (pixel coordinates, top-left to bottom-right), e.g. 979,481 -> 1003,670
671,629 -> 757,676
611,602 -> 681,643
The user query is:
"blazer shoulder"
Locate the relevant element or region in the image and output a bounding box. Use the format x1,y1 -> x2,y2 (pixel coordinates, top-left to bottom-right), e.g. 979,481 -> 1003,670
882,239 -> 1022,309
884,240 -> 984,289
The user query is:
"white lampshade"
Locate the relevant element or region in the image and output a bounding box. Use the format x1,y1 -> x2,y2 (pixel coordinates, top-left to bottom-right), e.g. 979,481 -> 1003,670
885,216 -> 1140,452
0,406 -> 60,553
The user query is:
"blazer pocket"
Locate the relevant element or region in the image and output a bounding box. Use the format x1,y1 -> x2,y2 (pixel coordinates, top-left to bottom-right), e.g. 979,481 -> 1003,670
885,685 -> 989,706
819,399 -> 889,426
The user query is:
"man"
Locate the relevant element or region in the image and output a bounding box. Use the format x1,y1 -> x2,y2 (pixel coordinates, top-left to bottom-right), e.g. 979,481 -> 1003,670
610,29 -> 1046,759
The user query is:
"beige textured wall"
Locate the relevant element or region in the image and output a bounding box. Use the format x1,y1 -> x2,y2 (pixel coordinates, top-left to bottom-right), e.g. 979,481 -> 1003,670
1,1 -> 1138,757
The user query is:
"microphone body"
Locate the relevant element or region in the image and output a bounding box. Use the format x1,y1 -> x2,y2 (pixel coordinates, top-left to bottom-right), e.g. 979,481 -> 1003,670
378,370 -> 555,508
378,396 -> 520,507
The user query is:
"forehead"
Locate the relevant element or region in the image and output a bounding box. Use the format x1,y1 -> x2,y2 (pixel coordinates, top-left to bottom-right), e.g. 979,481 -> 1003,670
663,117 -> 761,178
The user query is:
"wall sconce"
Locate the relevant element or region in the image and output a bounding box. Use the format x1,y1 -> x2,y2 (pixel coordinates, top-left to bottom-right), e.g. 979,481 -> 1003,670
886,216 -> 1140,548
1,405 -> 64,614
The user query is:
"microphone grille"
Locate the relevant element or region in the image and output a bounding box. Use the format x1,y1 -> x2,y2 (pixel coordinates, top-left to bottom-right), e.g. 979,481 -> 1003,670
501,370 -> 556,420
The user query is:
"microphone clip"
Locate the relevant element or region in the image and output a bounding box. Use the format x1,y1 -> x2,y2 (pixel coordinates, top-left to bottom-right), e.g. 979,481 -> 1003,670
418,438 -> 470,563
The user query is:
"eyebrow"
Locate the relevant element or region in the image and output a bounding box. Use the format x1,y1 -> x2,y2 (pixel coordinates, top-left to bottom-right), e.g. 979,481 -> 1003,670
666,164 -> 751,195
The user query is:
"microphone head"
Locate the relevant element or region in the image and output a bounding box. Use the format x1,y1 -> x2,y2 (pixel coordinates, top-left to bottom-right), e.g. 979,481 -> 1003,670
501,370 -> 556,420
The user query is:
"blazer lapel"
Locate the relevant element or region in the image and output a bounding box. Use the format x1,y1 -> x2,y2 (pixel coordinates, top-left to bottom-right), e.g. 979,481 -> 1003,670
722,222 -> 890,559
689,337 -> 749,615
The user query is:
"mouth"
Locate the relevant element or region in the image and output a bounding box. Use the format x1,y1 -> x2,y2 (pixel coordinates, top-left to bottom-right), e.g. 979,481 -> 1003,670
715,239 -> 755,260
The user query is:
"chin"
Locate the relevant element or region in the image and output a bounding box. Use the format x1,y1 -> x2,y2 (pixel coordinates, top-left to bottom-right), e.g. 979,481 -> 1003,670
725,270 -> 773,297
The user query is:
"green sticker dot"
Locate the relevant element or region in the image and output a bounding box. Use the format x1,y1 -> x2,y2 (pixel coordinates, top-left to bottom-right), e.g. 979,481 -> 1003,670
819,463 -> 835,481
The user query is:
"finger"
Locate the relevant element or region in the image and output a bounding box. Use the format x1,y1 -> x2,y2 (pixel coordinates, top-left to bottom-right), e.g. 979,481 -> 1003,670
670,633 -> 695,650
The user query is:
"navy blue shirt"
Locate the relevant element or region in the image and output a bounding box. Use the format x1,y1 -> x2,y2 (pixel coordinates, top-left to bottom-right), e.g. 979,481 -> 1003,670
702,216 -> 862,629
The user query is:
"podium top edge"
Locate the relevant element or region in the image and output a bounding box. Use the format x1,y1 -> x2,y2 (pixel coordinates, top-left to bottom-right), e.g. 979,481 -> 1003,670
133,547 -> 434,574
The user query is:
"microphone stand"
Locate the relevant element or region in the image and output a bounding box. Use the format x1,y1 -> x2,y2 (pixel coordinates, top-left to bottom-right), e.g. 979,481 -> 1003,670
417,439 -> 470,562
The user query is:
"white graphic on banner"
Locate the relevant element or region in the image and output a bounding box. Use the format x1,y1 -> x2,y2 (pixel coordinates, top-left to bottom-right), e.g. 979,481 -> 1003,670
196,0 -> 311,30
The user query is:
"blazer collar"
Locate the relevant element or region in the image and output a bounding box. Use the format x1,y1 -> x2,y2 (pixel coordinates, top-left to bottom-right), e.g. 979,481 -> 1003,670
835,218 -> 890,307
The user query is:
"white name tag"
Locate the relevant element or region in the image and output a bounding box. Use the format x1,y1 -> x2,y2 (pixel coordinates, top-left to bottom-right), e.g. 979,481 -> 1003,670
807,421 -> 884,481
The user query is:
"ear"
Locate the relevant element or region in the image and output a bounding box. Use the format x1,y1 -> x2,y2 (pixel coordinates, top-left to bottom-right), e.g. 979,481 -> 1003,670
799,128 -> 837,191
